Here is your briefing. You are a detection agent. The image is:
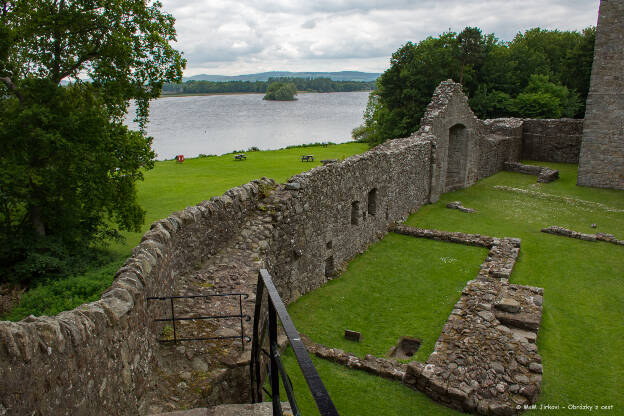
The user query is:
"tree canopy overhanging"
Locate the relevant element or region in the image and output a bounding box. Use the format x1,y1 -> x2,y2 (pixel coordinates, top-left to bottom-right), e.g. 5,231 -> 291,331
0,0 -> 185,284
354,27 -> 595,146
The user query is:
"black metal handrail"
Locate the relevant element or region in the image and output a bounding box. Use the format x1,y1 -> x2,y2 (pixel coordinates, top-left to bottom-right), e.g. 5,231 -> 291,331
250,269 -> 339,416
148,293 -> 251,350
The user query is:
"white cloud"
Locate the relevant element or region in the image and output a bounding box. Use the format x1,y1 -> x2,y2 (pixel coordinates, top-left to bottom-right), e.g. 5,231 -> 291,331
160,0 -> 600,76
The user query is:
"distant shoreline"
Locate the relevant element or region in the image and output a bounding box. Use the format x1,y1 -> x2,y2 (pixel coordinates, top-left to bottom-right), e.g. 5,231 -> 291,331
160,90 -> 372,98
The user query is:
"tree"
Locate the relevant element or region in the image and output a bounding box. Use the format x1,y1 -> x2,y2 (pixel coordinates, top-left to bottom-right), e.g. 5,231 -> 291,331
457,27 -> 486,85
363,33 -> 461,146
263,82 -> 297,100
355,26 -> 594,146
0,0 -> 185,283
508,74 -> 580,118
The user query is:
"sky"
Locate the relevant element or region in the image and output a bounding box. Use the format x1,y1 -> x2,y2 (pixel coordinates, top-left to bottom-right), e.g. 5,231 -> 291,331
160,0 -> 601,77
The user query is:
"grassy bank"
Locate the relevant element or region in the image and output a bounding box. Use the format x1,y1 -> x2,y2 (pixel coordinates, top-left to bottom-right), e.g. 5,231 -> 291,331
282,162 -> 624,415
4,142 -> 368,320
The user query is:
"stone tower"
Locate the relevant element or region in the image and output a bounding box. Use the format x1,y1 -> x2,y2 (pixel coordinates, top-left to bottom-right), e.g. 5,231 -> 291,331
577,0 -> 624,189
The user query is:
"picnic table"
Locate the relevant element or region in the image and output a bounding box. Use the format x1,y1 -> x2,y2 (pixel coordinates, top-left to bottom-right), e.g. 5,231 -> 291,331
301,155 -> 314,162
234,154 -> 247,161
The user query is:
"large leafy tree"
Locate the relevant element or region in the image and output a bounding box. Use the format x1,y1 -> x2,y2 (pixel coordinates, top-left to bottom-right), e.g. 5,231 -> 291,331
0,0 -> 185,283
355,26 -> 594,146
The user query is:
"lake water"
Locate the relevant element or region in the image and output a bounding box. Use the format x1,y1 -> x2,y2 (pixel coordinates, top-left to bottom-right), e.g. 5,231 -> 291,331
126,91 -> 369,160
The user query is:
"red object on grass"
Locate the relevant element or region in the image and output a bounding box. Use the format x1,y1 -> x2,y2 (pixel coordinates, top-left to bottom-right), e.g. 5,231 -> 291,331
176,155 -> 184,163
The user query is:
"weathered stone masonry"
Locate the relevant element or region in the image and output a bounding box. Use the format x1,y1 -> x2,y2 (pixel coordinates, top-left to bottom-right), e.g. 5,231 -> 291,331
0,80 -> 567,415
521,119 -> 583,164
578,0 -> 624,190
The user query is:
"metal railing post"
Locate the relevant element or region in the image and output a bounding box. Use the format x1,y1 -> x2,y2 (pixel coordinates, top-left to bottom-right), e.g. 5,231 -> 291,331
170,297 -> 177,343
250,269 -> 339,416
269,301 -> 282,416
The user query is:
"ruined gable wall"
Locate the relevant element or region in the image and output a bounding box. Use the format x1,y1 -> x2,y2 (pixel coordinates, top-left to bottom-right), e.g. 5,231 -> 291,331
417,80 -> 481,202
578,0 -> 624,189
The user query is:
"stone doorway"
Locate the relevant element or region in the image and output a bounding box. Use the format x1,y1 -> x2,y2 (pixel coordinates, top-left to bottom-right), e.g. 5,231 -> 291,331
446,123 -> 468,191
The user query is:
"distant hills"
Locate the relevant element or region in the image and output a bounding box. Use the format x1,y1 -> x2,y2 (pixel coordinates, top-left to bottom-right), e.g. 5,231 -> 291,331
185,71 -> 380,83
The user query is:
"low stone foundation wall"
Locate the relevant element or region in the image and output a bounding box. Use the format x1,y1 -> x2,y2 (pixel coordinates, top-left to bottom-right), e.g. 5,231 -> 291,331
541,226 -> 624,245
388,226 -> 542,415
521,119 -> 583,163
302,334 -> 407,381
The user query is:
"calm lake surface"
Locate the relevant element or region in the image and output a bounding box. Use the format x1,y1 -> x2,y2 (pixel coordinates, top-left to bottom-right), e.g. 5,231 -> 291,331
126,91 -> 369,160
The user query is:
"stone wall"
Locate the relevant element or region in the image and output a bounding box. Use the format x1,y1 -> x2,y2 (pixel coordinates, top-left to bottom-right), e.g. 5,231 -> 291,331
479,118 -> 524,179
577,0 -> 624,189
522,119 -> 583,163
0,178 -> 274,416
0,81 -> 527,415
265,136 -> 434,302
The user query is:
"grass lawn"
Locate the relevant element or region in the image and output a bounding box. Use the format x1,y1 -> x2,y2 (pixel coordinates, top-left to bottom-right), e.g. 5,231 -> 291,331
281,162 -> 624,415
4,142 -> 368,321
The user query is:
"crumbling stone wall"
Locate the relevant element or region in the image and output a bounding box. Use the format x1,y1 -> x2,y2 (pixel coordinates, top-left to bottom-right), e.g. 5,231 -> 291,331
478,118 -> 524,179
577,0 -> 624,189
0,178 -> 274,416
416,81 -> 482,202
265,136 -> 434,302
522,119 -> 583,163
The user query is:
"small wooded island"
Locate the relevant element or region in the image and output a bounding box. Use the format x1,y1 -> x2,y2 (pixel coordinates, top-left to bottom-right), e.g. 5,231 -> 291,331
263,81 -> 297,100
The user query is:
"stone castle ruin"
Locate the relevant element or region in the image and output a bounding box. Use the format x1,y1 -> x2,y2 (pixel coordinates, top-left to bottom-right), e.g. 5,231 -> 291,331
0,80 -> 580,416
0,1 -> 621,414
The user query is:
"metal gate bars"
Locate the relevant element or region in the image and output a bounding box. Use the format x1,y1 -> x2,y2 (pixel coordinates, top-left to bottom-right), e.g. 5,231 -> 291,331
148,293 -> 251,350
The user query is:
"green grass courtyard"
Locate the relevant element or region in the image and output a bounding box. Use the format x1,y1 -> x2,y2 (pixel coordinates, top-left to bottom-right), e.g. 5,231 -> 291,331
282,162 -> 624,415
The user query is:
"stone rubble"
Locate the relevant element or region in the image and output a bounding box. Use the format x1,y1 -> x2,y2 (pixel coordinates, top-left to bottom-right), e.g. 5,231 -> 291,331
447,201 -> 477,213
301,334 -> 407,382
503,162 -> 559,183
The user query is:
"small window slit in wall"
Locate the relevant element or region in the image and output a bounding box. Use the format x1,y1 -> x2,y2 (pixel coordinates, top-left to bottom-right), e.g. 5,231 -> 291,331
368,188 -> 377,216
325,256 -> 335,278
351,201 -> 360,225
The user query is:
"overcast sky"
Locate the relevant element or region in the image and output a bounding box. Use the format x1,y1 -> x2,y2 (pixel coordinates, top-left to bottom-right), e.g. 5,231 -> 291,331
160,0 -> 601,77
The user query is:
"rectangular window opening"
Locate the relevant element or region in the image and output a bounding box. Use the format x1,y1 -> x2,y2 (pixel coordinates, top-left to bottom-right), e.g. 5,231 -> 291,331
325,256 -> 335,278
368,188 -> 377,216
351,201 -> 360,225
